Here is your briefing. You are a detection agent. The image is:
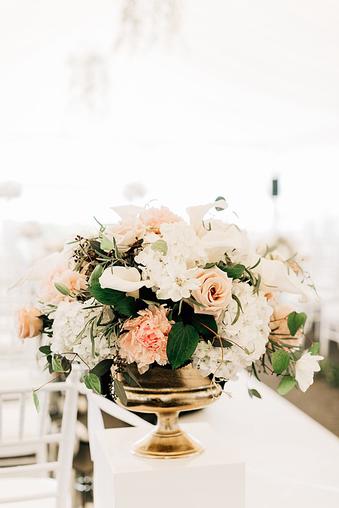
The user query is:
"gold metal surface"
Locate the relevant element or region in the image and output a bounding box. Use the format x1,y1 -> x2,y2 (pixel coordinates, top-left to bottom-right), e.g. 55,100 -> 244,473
115,364 -> 222,459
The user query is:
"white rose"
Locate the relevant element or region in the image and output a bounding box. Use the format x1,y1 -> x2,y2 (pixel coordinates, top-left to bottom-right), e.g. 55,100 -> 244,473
295,352 -> 323,392
99,266 -> 145,294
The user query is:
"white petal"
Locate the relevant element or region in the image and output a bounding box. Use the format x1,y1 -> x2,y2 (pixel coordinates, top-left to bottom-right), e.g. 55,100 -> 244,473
99,266 -> 145,293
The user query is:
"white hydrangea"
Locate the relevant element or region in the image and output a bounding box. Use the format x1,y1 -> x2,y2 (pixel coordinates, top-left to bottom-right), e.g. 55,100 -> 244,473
192,341 -> 240,380
192,281 -> 273,380
135,222 -> 205,302
51,300 -> 114,368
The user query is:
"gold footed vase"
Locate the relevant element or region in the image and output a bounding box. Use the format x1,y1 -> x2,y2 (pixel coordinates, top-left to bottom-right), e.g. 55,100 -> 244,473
115,364 -> 222,459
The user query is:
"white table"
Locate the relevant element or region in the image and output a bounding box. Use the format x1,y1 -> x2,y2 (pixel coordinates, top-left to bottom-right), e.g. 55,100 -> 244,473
93,375 -> 339,507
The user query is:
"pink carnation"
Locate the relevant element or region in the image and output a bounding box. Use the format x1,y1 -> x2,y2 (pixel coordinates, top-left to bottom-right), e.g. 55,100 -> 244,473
119,305 -> 172,373
139,207 -> 181,233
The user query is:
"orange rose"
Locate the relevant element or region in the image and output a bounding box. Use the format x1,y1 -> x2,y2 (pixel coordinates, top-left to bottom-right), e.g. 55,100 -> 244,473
18,307 -> 43,339
192,267 -> 233,317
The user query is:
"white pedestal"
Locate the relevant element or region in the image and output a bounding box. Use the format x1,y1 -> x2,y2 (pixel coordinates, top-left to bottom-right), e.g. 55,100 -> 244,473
93,422 -> 245,508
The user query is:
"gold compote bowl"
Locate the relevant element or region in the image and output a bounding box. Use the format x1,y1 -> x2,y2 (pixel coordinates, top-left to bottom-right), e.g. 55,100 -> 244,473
115,364 -> 222,459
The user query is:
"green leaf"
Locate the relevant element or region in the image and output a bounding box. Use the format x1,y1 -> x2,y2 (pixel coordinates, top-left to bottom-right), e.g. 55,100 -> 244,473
32,391 -> 40,412
39,345 -> 51,355
287,311 -> 307,337
214,196 -> 227,211
277,375 -> 296,395
90,359 -> 113,377
100,235 -> 114,252
231,294 -> 243,325
219,263 -> 245,279
167,322 -> 200,369
89,265 -> 137,316
191,314 -> 218,339
248,388 -> 262,399
151,239 -> 168,256
272,350 -> 290,374
84,373 -> 101,394
52,356 -> 65,372
114,378 -> 128,406
54,282 -> 72,297
309,342 -> 320,355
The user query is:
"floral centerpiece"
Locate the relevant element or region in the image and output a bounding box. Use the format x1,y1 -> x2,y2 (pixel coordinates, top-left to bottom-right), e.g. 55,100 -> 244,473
18,199 -> 322,457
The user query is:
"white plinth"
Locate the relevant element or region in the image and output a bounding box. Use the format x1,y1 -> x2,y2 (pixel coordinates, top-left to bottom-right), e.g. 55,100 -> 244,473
93,422 -> 245,508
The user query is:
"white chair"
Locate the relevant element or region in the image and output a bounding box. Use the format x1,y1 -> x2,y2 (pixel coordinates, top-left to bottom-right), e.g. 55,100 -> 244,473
86,390 -> 152,508
0,367 -> 48,460
86,389 -> 152,456
0,368 -> 79,508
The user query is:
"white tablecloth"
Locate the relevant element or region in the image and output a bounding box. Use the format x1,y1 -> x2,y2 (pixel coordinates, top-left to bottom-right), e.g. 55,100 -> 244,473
183,375 -> 339,506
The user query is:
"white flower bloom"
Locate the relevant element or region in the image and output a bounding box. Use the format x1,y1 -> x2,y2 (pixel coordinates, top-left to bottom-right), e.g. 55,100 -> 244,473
192,341 -> 240,380
295,352 -> 323,392
200,220 -> 252,265
135,222 -> 205,301
156,260 -> 200,302
136,246 -> 200,301
255,257 -> 313,301
193,282 -> 272,380
159,222 -> 206,267
51,301 -> 114,368
99,266 -> 145,293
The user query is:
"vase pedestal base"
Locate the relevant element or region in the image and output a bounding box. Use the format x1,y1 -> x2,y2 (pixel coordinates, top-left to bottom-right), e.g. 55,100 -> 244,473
134,427 -> 202,459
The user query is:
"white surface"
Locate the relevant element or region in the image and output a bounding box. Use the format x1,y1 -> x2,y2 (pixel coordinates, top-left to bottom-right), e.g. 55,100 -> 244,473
93,375 -> 339,508
93,423 -> 245,508
184,375 -> 339,507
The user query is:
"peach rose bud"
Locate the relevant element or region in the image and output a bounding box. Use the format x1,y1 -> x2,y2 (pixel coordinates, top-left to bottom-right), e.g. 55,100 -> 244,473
18,307 -> 43,339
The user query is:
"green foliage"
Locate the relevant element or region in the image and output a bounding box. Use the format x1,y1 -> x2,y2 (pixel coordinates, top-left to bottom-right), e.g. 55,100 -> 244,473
218,263 -> 245,279
54,282 -> 72,297
52,356 -> 65,373
89,265 -> 137,316
151,239 -> 168,256
320,359 -> 339,388
231,294 -> 243,325
214,196 -> 227,211
287,311 -> 307,337
90,359 -> 113,377
191,314 -> 218,339
277,375 -> 296,395
114,378 -> 128,405
100,235 -> 114,252
309,342 -> 320,355
39,345 -> 51,355
32,391 -> 40,412
167,322 -> 200,369
84,373 -> 101,394
272,350 -> 290,374
248,388 -> 262,399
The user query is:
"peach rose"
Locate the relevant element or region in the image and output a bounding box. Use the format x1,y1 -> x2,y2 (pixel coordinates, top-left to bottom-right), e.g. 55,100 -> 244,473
104,219 -> 145,253
192,267 -> 233,317
119,305 -> 172,374
269,304 -> 303,347
18,307 -> 43,339
40,268 -> 87,304
139,207 -> 181,233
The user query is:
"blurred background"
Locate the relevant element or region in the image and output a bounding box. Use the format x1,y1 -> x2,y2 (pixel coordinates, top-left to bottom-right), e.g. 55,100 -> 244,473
1,1 -> 339,505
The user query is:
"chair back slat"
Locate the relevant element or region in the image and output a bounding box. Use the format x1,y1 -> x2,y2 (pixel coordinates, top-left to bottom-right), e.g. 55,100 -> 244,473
0,368 -> 80,507
18,393 -> 26,440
